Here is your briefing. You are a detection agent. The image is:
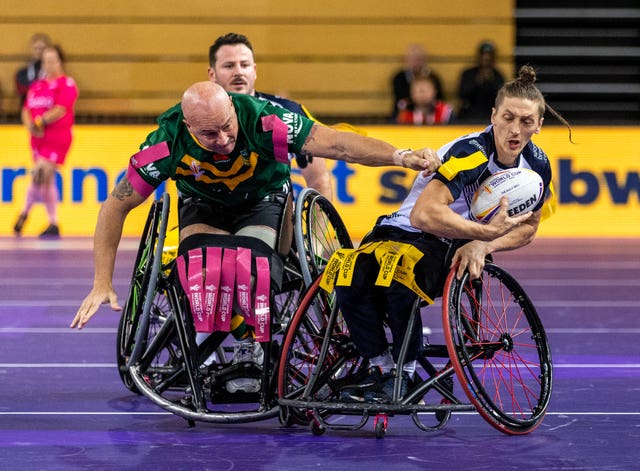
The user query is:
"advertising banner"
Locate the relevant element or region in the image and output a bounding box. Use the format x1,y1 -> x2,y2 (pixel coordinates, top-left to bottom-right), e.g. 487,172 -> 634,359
1,125 -> 638,239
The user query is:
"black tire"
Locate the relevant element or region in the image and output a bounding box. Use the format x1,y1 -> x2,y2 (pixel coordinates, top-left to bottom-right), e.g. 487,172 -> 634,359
374,417 -> 387,438
310,420 -> 326,436
278,275 -> 364,425
294,188 -> 353,287
116,197 -> 166,393
442,263 -> 553,435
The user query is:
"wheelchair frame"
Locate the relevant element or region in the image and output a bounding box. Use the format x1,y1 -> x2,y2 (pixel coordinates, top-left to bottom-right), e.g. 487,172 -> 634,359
116,188 -> 352,424
277,259 -> 553,437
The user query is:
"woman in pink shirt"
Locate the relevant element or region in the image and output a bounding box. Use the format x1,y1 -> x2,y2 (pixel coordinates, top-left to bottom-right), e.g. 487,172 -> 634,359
14,44 -> 78,238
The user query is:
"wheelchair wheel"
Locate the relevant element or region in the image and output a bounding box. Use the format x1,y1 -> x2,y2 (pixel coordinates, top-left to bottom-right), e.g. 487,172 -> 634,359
278,275 -> 364,425
126,284 -> 282,423
294,188 -> 353,287
116,287 -> 176,393
116,194 -> 176,393
442,263 -> 553,435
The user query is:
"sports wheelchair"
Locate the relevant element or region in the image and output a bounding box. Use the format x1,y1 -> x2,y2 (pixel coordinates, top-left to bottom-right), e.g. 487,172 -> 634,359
116,188 -> 352,424
277,256 -> 553,437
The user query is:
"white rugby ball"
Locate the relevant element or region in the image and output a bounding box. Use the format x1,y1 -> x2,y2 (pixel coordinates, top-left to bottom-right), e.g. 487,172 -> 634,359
470,168 -> 543,223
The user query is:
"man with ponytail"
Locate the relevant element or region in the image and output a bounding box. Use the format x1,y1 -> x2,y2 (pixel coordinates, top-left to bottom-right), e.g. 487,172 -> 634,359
334,65 -> 572,403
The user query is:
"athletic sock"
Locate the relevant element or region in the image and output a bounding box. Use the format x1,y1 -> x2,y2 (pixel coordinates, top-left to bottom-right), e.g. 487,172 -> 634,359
230,313 -> 255,340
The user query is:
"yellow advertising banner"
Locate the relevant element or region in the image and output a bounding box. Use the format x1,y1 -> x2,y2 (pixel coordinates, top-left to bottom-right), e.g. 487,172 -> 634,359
319,125 -> 640,239
1,125 -> 639,238
0,125 -> 176,238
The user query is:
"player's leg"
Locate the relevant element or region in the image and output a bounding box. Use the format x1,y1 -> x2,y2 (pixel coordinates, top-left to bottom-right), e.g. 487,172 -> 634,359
333,255 -> 390,402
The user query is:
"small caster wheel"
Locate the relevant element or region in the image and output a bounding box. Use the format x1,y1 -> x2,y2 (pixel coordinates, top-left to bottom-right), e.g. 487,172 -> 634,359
436,399 -> 452,424
279,406 -> 294,427
373,414 -> 388,438
435,409 -> 450,423
310,420 -> 326,436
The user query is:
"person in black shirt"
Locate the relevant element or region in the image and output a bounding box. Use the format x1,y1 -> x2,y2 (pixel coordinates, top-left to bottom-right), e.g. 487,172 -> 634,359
14,33 -> 52,110
390,44 -> 443,121
457,41 -> 505,123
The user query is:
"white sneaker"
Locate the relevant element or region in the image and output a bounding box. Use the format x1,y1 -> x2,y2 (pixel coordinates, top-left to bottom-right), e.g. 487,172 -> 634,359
226,340 -> 264,393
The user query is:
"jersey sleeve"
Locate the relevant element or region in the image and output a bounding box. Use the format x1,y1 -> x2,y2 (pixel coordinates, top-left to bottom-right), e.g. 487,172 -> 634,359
125,126 -> 174,198
433,145 -> 489,201
532,146 -> 554,217
259,102 -> 315,161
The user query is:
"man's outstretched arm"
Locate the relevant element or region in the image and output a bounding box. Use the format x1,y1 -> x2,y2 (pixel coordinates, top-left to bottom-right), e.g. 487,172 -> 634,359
71,177 -> 147,329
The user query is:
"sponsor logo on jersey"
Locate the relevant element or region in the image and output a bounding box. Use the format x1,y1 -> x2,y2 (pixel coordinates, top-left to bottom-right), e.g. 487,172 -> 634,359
281,112 -> 303,144
142,163 -> 161,180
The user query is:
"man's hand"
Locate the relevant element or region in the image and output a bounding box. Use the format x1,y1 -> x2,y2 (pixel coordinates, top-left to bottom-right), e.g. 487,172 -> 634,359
451,240 -> 490,280
71,287 -> 121,329
484,197 -> 533,240
396,148 -> 441,175
452,197 -> 536,279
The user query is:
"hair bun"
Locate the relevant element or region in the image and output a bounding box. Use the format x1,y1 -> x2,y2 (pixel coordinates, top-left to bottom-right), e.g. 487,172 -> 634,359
517,65 -> 537,84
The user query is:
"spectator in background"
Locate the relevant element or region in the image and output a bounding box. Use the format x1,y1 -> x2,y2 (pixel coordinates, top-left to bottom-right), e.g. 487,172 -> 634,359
456,41 -> 505,123
15,33 -> 52,110
396,74 -> 454,125
391,44 -> 443,120
14,45 -> 79,238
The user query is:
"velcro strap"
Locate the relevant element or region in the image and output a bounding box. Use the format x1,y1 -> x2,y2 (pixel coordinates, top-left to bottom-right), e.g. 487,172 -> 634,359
320,249 -> 347,293
130,142 -> 170,169
176,248 -> 213,333
204,246 -> 222,329
187,249 -> 206,328
125,142 -> 171,199
174,235 -> 278,339
179,233 -> 283,291
217,248 -> 236,332
321,240 -> 434,304
374,242 -> 411,287
322,241 -> 380,291
236,247 -> 253,325
254,257 -> 271,342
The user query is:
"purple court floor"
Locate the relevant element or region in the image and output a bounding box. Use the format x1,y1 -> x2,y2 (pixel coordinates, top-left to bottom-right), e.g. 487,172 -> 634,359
1,236 -> 639,470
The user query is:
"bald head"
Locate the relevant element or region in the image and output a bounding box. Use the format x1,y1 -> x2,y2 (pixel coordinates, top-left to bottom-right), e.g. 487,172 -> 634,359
181,81 -> 231,122
181,81 -> 238,154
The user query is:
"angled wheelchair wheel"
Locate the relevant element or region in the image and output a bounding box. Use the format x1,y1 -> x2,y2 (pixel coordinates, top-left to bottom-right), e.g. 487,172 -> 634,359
294,188 -> 353,287
124,236 -> 297,424
116,194 -> 175,393
126,283 -> 283,424
278,275 -> 364,425
442,263 -> 553,435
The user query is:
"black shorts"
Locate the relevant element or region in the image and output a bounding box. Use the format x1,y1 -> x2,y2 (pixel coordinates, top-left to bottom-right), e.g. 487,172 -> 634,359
178,192 -> 288,234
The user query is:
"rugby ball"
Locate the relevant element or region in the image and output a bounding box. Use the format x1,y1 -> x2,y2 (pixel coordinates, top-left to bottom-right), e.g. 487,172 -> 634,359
470,168 -> 543,223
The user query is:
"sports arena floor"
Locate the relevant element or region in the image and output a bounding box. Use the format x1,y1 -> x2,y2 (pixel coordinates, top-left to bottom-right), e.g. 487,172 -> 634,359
1,236 -> 639,470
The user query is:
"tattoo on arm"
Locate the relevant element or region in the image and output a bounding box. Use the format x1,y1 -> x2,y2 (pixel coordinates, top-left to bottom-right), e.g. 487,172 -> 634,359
111,178 -> 134,201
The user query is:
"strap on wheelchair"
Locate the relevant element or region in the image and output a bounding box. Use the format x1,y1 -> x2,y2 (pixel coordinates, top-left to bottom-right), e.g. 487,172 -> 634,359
174,234 -> 283,341
320,240 -> 434,304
